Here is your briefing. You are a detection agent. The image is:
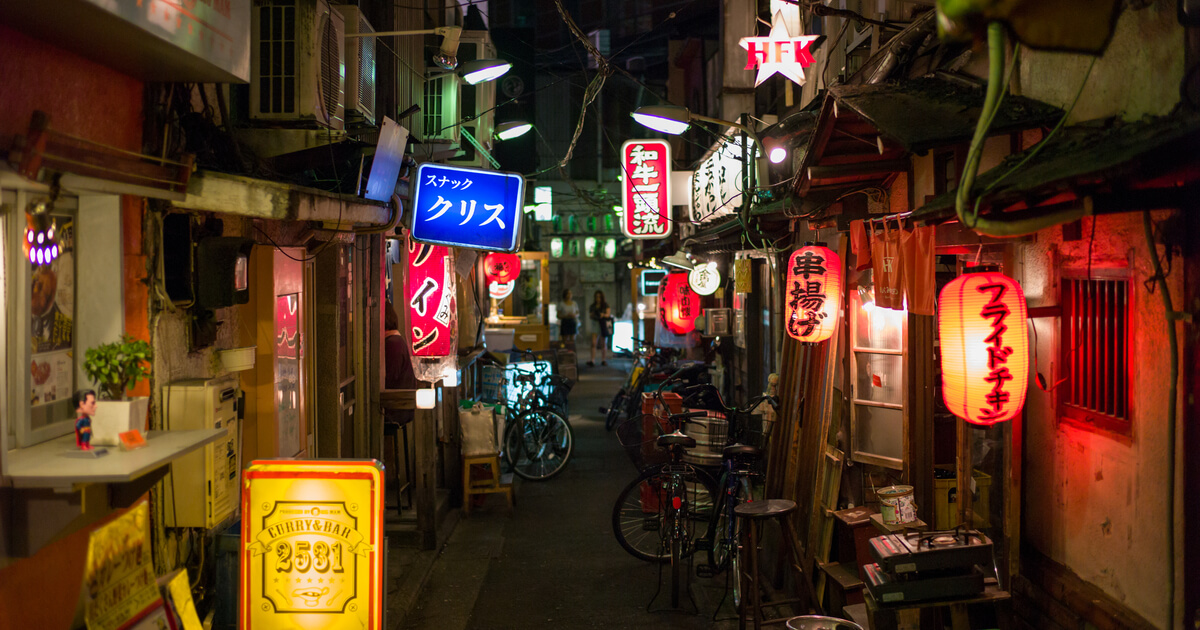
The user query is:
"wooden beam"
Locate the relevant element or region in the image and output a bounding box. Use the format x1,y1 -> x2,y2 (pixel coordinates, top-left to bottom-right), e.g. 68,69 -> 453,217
905,315 -> 936,525
177,169 -> 392,225
808,160 -> 909,181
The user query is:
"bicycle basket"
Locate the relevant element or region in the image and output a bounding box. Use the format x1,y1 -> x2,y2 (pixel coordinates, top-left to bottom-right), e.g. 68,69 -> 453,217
616,414 -> 674,470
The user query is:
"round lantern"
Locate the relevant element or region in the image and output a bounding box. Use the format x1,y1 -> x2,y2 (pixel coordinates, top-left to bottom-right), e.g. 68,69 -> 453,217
784,245 -> 843,342
937,272 -> 1029,426
659,272 -> 701,334
484,252 -> 520,284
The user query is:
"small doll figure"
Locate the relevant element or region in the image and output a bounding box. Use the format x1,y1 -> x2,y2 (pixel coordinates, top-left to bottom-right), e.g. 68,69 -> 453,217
73,388 -> 97,450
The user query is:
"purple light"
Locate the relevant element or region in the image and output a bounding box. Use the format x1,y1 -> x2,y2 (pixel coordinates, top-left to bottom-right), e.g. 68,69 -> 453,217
27,249 -> 36,264
36,232 -> 44,244
35,249 -> 43,265
51,244 -> 58,259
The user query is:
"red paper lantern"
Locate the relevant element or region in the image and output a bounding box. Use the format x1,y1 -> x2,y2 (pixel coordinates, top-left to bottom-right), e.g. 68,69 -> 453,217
407,239 -> 457,358
784,245 -> 842,342
938,272 -> 1029,426
484,252 -> 520,284
659,272 -> 700,334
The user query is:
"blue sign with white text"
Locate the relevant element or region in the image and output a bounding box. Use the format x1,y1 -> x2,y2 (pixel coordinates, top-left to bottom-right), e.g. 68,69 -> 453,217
411,163 -> 526,252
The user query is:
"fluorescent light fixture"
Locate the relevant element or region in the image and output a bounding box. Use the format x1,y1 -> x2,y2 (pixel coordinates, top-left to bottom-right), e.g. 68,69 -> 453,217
662,249 -> 694,271
459,58 -> 512,84
769,146 -> 788,163
631,106 -> 691,135
496,121 -> 532,141
443,370 -> 460,387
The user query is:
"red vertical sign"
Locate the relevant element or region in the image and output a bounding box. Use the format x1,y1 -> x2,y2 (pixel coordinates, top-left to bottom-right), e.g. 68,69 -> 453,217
406,239 -> 456,358
621,139 -> 672,239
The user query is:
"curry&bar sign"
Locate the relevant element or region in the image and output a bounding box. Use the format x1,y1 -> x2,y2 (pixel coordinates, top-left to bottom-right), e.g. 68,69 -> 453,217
241,460 -> 384,629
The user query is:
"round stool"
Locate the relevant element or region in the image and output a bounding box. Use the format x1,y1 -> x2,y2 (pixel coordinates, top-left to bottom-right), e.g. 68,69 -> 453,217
736,499 -> 815,629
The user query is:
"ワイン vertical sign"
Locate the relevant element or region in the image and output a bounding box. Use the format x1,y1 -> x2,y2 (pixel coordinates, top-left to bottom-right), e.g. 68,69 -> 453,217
621,139 -> 672,239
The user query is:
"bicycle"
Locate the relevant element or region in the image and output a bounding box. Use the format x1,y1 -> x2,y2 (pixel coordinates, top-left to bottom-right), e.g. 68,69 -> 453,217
602,339 -> 656,431
677,383 -> 778,610
479,350 -> 575,482
611,369 -> 720,608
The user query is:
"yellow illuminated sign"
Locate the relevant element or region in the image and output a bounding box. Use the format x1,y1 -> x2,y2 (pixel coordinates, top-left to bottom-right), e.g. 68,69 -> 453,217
241,460 -> 384,630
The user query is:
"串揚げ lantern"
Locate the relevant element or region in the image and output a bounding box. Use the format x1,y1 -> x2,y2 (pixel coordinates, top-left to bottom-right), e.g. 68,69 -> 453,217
938,271 -> 1029,426
659,272 -> 700,334
483,252 -> 520,284
785,245 -> 842,342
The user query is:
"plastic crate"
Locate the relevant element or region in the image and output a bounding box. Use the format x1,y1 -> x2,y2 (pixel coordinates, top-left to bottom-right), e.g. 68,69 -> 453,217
933,466 -> 992,530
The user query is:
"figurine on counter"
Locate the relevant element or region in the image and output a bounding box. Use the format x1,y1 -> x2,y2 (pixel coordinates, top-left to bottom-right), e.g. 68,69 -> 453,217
73,388 -> 97,450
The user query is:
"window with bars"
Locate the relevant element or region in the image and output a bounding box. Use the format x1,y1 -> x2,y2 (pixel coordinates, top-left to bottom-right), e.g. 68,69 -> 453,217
1058,270 -> 1131,437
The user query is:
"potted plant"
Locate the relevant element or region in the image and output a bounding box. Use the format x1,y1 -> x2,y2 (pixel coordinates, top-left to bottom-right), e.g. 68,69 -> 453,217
82,335 -> 153,446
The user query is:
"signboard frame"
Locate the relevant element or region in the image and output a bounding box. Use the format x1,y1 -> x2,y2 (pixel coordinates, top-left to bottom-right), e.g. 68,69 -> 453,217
411,163 -> 526,253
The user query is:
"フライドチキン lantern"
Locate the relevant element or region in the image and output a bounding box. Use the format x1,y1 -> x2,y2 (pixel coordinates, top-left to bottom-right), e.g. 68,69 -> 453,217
938,271 -> 1029,426
483,252 -> 520,284
659,272 -> 700,334
785,245 -> 842,342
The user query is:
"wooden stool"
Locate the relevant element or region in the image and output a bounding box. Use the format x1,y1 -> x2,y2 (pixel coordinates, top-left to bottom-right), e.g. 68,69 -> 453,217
737,499 -> 815,630
462,453 -> 513,515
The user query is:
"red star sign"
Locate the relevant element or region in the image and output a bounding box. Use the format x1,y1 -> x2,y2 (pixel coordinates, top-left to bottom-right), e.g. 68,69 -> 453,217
739,12 -> 820,87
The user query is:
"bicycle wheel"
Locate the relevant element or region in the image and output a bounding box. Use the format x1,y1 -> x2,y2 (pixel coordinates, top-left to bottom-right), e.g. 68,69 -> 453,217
611,465 -> 718,563
605,390 -> 627,431
708,475 -> 752,572
504,408 -> 574,481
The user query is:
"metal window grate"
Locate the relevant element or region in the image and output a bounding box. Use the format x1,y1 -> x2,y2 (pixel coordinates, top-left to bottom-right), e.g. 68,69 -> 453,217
423,76 -> 445,137
258,1 -> 296,114
358,15 -> 376,119
1060,276 -> 1128,429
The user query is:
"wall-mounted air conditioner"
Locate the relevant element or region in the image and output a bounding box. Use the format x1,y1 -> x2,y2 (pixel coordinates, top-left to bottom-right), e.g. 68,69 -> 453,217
335,4 -> 376,127
446,30 -> 497,169
250,0 -> 346,131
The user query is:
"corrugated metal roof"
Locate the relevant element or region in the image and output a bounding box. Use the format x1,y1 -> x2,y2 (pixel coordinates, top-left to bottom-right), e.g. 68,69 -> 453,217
829,78 -> 1063,154
912,113 -> 1200,223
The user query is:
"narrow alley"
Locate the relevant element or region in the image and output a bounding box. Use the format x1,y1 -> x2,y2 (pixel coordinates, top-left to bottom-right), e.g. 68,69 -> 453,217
397,362 -> 741,630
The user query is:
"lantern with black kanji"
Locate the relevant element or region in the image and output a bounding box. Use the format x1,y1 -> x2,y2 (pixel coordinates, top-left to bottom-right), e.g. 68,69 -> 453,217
659,272 -> 700,334
484,252 -> 520,284
784,245 -> 842,342
938,272 -> 1029,426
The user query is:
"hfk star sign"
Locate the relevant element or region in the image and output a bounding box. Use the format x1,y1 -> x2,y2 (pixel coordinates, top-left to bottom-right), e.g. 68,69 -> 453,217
740,11 -> 820,86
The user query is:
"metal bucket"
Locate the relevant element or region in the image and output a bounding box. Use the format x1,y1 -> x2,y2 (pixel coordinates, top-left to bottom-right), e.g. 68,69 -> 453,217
682,416 -> 726,467
785,615 -> 865,630
877,484 -> 917,525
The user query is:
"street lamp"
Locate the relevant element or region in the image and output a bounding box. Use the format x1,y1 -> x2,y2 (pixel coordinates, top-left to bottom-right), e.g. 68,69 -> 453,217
631,105 -> 765,157
662,249 -> 694,271
458,58 -> 512,85
495,121 -> 533,141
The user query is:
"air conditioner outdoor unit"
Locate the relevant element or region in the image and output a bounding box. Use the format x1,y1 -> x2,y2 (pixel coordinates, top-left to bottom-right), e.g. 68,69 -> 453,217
250,0 -> 346,131
335,4 -> 376,127
446,31 -> 497,169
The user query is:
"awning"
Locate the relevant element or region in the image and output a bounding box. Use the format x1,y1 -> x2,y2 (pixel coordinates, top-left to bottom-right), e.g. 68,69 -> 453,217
175,169 -> 393,226
912,113 -> 1200,224
794,77 -> 1062,200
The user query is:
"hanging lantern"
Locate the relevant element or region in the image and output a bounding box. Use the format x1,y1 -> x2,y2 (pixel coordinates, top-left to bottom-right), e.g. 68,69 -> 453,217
483,252 -> 520,284
938,272 -> 1029,426
659,272 -> 700,334
406,238 -> 457,382
784,245 -> 843,342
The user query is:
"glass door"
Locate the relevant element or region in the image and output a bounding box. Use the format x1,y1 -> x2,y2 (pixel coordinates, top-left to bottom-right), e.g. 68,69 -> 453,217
849,274 -> 908,469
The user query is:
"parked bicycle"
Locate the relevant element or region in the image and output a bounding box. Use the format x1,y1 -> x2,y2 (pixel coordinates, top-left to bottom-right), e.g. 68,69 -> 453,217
677,382 -> 777,609
478,349 -> 575,481
611,369 -> 720,608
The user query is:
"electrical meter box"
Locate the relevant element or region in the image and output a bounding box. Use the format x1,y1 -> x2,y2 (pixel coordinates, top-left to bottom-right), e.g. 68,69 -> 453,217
164,375 -> 241,529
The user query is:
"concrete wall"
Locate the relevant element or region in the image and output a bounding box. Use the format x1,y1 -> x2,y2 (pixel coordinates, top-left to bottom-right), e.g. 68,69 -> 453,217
1017,211 -> 1184,627
1018,0 -> 1183,123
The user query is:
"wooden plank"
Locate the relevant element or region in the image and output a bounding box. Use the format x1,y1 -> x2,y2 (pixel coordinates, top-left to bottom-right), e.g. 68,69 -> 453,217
905,314 -> 936,525
413,405 -> 438,549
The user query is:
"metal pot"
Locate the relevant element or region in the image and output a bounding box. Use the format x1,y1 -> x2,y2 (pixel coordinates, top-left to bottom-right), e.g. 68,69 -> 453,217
785,615 -> 865,630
